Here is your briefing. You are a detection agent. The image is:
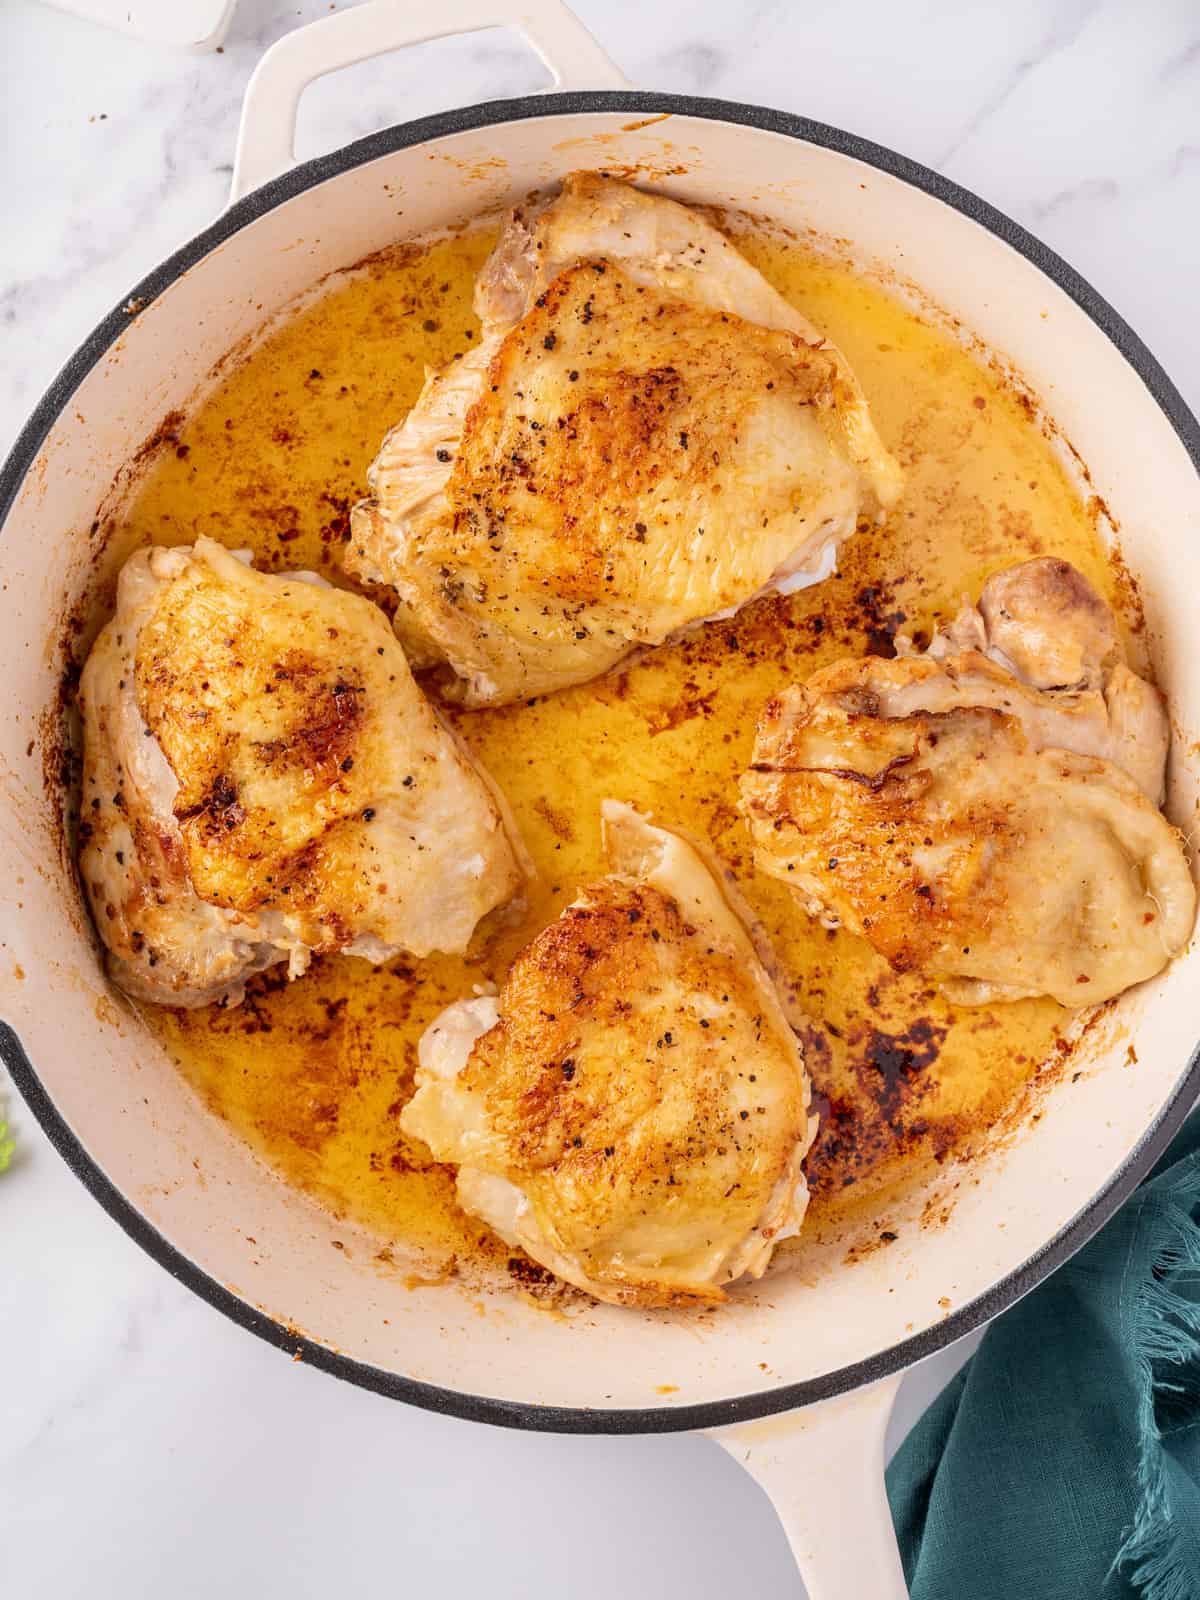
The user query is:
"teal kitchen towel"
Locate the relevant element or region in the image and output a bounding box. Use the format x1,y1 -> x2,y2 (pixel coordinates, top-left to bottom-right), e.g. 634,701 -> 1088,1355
887,1109 -> 1200,1600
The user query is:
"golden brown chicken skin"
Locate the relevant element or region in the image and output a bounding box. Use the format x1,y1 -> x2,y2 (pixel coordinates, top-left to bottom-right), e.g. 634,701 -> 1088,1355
402,804 -> 816,1307
79,539 -> 526,1007
740,559 -> 1195,1007
346,172 -> 901,706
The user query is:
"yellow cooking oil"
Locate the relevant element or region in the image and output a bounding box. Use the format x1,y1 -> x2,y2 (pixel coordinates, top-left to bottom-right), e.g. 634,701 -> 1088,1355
120,216 -> 1118,1269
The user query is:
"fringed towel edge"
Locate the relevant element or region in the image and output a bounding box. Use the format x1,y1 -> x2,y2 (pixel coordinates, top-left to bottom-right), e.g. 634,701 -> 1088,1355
1113,1155 -> 1200,1600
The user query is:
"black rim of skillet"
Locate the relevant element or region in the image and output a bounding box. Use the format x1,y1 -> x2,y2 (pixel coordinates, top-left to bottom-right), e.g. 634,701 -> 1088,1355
4,90 -> 1200,1436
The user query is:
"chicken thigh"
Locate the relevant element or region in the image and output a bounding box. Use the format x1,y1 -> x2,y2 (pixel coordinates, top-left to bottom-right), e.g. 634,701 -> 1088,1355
346,171 -> 902,706
78,538 -> 525,1008
740,558 -> 1194,1007
401,802 -> 817,1306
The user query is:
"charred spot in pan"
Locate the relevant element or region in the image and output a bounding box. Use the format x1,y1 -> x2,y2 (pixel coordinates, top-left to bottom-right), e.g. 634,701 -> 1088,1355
842,1221 -> 907,1264
317,489 -> 353,545
804,1091 -> 887,1195
506,1254 -> 556,1288
862,1017 -> 948,1122
128,407 -> 188,474
43,585 -> 100,874
852,584 -> 908,658
387,1137 -> 437,1175
798,1020 -> 833,1068
645,681 -> 718,735
803,1007 -> 951,1203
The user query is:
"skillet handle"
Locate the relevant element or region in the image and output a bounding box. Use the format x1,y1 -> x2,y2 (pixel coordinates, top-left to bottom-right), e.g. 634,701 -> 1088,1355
709,1377 -> 909,1599
231,0 -> 630,201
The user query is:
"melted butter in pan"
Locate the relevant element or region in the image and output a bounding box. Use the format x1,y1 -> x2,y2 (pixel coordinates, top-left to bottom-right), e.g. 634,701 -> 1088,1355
129,221 -> 1117,1268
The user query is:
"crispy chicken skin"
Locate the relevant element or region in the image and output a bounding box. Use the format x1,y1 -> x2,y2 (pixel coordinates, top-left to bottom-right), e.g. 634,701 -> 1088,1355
740,559 -> 1195,1007
401,803 -> 817,1307
346,171 -> 901,706
78,538 -> 525,1008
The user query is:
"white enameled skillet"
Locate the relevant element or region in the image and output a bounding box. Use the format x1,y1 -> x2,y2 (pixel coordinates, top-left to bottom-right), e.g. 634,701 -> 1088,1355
3,4 -> 1199,1594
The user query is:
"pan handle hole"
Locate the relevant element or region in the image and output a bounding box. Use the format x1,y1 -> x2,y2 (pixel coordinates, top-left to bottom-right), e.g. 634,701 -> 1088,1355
294,29 -> 552,167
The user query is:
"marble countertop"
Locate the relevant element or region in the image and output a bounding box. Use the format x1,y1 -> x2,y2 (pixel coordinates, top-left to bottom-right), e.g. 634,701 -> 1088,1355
3,2 -> 1199,1595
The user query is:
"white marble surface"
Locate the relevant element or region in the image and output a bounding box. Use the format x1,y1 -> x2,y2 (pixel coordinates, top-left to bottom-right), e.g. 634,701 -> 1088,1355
3,1 -> 1199,1595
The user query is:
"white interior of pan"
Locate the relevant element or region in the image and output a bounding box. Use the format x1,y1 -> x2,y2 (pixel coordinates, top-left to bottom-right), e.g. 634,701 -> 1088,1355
1,110 -> 1198,1414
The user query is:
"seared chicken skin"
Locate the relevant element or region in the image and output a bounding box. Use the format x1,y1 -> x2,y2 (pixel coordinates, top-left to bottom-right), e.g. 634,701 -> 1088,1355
402,803 -> 817,1306
78,538 -> 525,1008
741,559 -> 1195,1007
346,171 -> 901,706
